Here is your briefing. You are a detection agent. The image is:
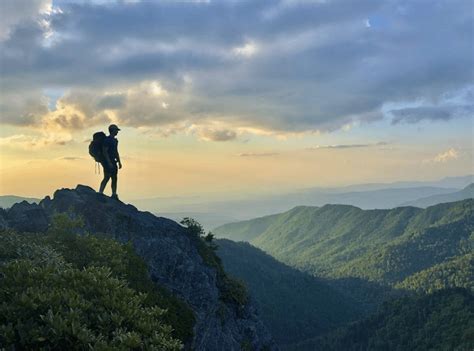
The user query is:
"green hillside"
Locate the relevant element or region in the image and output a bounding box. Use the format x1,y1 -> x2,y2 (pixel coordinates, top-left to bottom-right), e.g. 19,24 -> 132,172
395,253 -> 473,293
214,199 -> 473,298
304,288 -> 474,351
216,239 -> 362,347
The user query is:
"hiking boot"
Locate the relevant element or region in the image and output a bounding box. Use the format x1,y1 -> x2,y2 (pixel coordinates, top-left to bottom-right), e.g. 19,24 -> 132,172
111,194 -> 120,201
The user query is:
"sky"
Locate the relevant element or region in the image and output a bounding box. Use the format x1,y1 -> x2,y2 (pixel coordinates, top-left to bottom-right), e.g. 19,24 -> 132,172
0,0 -> 472,200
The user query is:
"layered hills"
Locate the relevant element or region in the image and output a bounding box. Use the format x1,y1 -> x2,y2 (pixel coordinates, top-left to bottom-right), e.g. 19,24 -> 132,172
401,183 -> 474,208
214,199 -> 474,349
214,200 -> 473,290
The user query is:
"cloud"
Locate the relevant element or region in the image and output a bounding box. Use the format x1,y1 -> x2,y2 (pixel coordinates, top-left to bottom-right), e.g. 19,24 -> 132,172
390,104 -> 473,124
0,0 -> 52,40
0,0 -> 472,135
0,133 -> 71,149
58,156 -> 83,161
307,141 -> 388,150
0,90 -> 49,126
198,128 -> 237,142
422,148 -> 460,164
433,148 -> 459,163
238,152 -> 279,157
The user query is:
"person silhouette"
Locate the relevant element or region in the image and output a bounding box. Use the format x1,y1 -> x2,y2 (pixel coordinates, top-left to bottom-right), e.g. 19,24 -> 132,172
99,124 -> 122,200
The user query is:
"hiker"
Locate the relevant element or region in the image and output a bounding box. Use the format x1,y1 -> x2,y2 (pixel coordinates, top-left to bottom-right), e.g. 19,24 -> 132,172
98,124 -> 122,200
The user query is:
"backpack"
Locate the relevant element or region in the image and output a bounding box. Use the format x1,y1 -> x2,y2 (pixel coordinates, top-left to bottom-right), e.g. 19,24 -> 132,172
89,132 -> 106,162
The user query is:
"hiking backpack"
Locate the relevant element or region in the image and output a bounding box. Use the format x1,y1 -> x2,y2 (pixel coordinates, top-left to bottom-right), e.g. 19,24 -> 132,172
89,132 -> 106,162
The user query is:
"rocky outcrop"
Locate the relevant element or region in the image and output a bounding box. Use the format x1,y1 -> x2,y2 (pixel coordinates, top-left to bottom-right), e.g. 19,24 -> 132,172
0,185 -> 277,351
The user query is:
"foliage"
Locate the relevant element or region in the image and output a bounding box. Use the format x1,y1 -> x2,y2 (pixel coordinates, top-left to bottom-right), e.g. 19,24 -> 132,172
180,218 -> 248,306
214,199 -> 474,304
0,231 -> 182,350
0,215 -> 196,348
214,199 -> 474,349
216,239 -> 362,346
310,288 -> 474,351
395,253 -> 474,293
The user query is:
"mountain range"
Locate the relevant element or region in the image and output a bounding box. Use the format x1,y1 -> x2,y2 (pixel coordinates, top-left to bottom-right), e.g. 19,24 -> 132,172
213,199 -> 474,349
136,175 -> 473,229
401,183 -> 474,208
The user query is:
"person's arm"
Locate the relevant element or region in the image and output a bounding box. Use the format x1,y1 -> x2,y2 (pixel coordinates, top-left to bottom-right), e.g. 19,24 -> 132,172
102,144 -> 114,168
117,150 -> 122,169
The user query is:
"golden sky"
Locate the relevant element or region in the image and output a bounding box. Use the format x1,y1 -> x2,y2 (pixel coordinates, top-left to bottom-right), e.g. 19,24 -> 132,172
0,0 -> 472,200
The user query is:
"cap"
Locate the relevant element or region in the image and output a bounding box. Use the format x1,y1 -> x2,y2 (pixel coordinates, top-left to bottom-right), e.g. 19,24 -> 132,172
108,124 -> 121,132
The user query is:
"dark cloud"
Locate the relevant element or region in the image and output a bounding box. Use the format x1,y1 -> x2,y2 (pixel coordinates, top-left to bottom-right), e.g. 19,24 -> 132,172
96,93 -> 126,110
0,0 -> 472,133
390,105 -> 474,124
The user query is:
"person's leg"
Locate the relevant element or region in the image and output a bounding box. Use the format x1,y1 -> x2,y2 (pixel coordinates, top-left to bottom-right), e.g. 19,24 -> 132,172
99,167 -> 111,193
111,174 -> 117,195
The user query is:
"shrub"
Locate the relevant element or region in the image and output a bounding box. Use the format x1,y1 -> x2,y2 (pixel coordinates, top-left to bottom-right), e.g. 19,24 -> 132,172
180,218 -> 248,307
0,215 -> 195,347
0,255 -> 182,350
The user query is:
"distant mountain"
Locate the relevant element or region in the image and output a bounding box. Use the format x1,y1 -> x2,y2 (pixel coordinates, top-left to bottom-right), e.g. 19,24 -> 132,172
216,239 -> 362,348
214,200 -> 473,300
302,174 -> 473,193
401,183 -> 474,208
0,195 -> 40,209
135,175 -> 473,228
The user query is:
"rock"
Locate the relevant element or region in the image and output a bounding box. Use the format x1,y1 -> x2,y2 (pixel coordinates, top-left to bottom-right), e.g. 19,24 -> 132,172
7,201 -> 49,233
3,184 -> 278,351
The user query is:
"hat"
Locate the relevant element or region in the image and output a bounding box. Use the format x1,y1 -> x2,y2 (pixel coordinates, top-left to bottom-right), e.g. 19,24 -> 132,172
108,124 -> 121,132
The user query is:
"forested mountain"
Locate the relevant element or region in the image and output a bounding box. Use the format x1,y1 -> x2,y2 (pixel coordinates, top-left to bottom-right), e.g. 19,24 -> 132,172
216,239 -> 362,347
293,288 -> 474,351
401,183 -> 474,208
214,199 -> 473,308
214,199 -> 474,349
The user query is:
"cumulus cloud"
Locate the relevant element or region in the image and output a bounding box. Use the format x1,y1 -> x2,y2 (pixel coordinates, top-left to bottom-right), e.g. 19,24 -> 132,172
0,0 -> 472,136
0,91 -> 49,126
433,148 -> 459,163
422,148 -> 460,164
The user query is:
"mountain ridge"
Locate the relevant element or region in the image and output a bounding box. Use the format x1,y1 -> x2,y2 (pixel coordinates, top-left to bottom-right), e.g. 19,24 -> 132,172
214,199 -> 473,292
0,185 -> 277,351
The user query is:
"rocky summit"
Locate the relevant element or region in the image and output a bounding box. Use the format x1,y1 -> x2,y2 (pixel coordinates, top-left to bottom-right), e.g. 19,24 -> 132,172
0,185 -> 277,351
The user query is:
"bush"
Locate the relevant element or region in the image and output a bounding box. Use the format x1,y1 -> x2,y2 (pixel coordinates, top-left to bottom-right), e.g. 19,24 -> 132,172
0,251 -> 182,350
45,214 -> 195,343
0,215 -> 195,348
180,218 -> 248,307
